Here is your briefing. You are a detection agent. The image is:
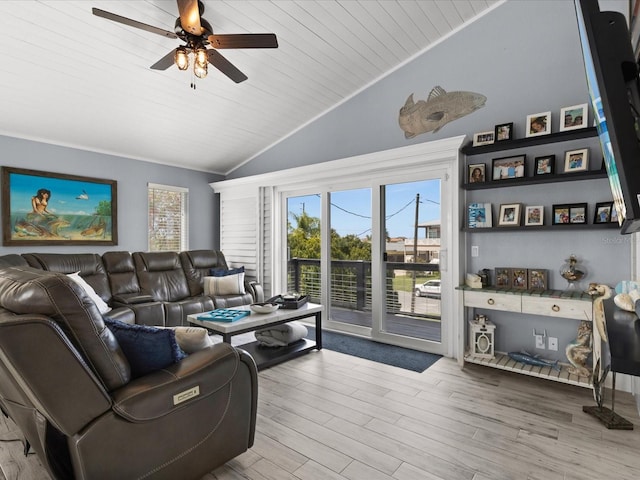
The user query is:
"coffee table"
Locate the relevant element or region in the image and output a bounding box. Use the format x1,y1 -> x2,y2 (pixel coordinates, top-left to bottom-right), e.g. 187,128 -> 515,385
187,302 -> 323,370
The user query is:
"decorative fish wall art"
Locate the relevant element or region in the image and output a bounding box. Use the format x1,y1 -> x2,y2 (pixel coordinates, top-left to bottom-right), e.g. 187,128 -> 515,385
398,86 -> 486,139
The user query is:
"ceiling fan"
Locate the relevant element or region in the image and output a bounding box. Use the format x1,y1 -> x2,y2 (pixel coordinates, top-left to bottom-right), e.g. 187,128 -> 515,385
92,0 -> 278,84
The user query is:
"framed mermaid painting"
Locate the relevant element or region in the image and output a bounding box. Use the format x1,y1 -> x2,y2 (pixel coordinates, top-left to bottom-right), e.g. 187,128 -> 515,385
1,167 -> 117,246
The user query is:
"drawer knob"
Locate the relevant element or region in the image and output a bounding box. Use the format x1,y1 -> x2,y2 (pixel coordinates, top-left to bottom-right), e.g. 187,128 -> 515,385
487,298 -> 495,305
552,304 -> 560,312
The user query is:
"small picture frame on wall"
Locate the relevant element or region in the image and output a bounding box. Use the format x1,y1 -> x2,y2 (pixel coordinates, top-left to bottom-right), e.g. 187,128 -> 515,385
498,203 -> 521,226
468,163 -> 486,183
594,201 -> 613,223
559,103 -> 588,131
492,155 -> 526,180
495,268 -> 511,288
525,111 -> 552,137
524,205 -> 544,226
553,203 -> 587,224
494,122 -> 514,141
564,148 -> 589,173
534,155 -> 555,175
511,268 -> 528,290
528,269 -> 548,290
472,131 -> 495,146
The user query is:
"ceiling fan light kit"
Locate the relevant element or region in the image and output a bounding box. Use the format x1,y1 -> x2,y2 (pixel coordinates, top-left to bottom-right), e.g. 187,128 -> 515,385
93,0 -> 278,84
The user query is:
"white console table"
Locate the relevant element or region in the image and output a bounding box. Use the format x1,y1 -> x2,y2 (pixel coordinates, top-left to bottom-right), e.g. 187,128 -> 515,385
459,286 -> 595,387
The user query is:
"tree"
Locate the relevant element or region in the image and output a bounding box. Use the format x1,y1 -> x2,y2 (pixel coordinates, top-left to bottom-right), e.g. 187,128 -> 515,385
288,211 -> 371,260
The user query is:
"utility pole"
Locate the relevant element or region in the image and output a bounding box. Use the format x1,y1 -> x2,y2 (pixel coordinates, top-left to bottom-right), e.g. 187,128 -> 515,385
411,193 -> 419,313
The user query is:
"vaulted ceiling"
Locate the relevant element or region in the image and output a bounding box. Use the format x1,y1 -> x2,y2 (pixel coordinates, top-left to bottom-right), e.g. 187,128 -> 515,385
0,1 -> 501,175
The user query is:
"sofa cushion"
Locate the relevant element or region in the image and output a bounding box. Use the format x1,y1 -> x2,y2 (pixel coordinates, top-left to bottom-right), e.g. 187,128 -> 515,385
159,326 -> 214,354
67,272 -> 112,315
209,266 -> 245,277
204,273 -> 246,296
104,319 -> 186,378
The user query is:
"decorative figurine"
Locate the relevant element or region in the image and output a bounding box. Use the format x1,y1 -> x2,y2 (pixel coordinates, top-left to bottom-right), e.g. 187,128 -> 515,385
559,254 -> 586,290
565,320 -> 592,377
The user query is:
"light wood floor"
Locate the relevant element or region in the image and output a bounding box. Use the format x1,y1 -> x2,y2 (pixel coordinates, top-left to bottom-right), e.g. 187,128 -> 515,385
1,350 -> 640,480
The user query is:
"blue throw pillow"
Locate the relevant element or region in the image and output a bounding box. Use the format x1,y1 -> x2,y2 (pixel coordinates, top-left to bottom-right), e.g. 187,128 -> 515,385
104,319 -> 187,378
209,266 -> 245,277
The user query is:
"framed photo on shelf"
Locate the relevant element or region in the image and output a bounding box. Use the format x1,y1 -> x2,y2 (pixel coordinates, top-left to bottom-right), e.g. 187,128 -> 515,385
495,268 -> 511,288
472,131 -> 495,146
511,268 -> 528,289
528,269 -> 548,290
524,205 -> 544,226
534,155 -> 555,175
553,203 -> 587,224
492,154 -> 526,180
564,148 -> 589,173
559,103 -> 588,132
594,201 -> 614,223
468,163 -> 486,183
498,203 -> 521,226
525,111 -> 551,137
494,122 -> 514,141
467,203 -> 492,228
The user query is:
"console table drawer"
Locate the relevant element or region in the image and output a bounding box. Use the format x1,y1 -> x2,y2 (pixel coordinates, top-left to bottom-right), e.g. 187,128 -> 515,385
463,291 -> 520,312
521,296 -> 592,321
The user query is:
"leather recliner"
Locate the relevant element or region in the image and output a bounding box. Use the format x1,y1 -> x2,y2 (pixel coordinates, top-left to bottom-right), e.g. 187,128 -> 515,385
0,266 -> 258,480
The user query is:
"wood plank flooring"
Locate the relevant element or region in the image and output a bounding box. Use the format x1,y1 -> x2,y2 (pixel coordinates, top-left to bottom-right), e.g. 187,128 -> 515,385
1,350 -> 639,480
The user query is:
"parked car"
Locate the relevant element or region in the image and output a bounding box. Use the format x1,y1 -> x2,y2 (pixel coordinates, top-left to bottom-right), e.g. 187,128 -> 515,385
414,279 -> 441,298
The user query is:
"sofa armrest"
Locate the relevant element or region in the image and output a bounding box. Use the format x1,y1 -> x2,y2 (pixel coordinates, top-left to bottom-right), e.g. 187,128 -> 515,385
246,280 -> 264,303
103,307 -> 135,325
111,343 -> 256,422
112,293 -> 156,305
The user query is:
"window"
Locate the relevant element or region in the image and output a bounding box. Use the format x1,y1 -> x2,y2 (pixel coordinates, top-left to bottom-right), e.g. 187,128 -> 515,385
148,183 -> 188,252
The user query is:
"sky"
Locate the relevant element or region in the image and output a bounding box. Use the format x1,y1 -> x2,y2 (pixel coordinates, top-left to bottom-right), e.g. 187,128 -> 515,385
9,171 -> 112,216
287,179 -> 440,238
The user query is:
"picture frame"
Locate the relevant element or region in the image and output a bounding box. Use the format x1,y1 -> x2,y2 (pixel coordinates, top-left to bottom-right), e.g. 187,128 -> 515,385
495,267 -> 511,288
1,167 -> 118,246
494,122 -> 514,141
498,203 -> 521,226
564,148 -> 589,173
534,155 -> 555,175
511,268 -> 528,289
472,131 -> 495,146
492,155 -> 526,181
528,269 -> 548,290
552,203 -> 587,225
594,201 -> 614,224
524,205 -> 544,226
559,103 -> 588,132
468,163 -> 486,183
525,111 -> 552,137
467,203 -> 492,228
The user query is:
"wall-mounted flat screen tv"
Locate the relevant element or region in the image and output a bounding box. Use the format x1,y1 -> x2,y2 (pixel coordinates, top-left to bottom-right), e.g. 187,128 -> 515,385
575,0 -> 640,234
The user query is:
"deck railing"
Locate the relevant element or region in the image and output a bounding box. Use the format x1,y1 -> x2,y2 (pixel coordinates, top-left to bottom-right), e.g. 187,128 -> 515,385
287,258 -> 439,317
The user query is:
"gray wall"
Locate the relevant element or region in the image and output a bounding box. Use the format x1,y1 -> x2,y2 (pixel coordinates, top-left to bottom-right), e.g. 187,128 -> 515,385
0,135 -> 223,255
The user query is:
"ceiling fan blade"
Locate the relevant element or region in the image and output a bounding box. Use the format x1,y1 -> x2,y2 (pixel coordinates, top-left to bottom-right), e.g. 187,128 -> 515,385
208,33 -> 278,49
150,49 -> 177,70
207,49 -> 248,83
92,8 -> 177,39
177,0 -> 202,35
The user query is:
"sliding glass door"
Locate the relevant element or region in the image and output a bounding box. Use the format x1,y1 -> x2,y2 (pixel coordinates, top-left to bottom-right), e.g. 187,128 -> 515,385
281,166 -> 450,355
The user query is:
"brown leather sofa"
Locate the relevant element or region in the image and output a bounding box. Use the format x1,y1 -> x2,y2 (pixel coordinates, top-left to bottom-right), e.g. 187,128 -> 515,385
0,266 -> 258,479
0,250 -> 263,327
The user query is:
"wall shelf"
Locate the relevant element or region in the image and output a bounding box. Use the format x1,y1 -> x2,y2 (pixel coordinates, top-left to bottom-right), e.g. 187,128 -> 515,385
463,222 -> 619,232
462,169 -> 607,190
461,127 -> 597,155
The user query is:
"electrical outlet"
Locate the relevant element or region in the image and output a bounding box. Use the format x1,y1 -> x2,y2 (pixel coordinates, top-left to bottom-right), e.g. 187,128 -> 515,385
471,246 -> 479,257
535,334 -> 545,349
548,337 -> 558,351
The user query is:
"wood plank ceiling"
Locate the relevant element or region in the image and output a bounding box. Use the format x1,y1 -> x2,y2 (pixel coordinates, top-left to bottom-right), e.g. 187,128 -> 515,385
0,1 -> 501,174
